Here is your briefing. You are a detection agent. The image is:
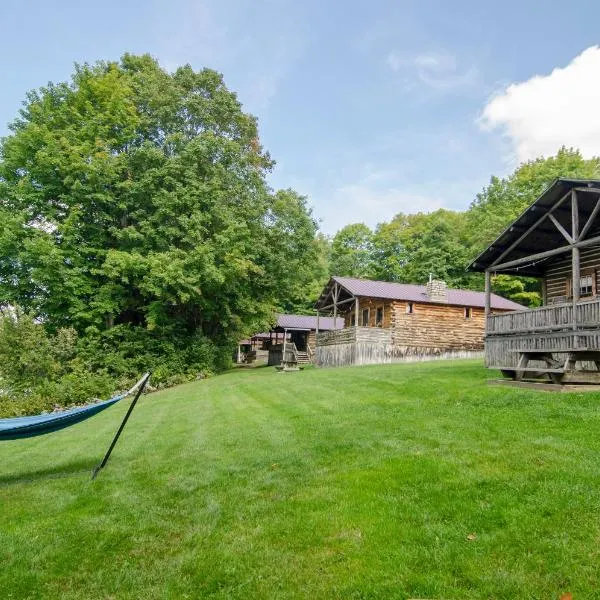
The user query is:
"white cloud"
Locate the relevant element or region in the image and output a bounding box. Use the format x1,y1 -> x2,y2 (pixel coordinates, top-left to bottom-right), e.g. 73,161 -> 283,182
480,45 -> 600,162
387,50 -> 477,91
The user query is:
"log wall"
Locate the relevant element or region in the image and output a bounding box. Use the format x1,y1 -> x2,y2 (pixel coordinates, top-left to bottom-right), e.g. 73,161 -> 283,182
390,301 -> 486,350
344,299 -> 393,328
545,245 -> 600,301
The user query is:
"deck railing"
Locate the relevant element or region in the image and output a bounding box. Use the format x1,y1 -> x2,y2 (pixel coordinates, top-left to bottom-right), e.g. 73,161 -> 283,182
316,326 -> 391,347
487,299 -> 600,336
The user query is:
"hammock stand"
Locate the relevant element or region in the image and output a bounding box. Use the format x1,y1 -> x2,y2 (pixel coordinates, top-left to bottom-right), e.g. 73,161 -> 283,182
0,372 -> 151,479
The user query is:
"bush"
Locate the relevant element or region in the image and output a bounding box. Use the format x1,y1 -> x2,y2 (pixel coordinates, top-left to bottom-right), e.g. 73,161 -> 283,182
76,324 -> 232,387
0,310 -> 234,417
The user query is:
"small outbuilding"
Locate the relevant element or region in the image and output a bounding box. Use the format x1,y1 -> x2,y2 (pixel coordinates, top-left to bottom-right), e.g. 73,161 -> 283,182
237,314 -> 344,366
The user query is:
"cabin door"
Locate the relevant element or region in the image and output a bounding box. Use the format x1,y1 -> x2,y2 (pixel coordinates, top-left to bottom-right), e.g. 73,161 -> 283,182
290,331 -> 308,351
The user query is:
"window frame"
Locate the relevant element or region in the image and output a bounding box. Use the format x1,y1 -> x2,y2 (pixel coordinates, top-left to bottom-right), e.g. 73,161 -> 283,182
375,306 -> 384,327
361,308 -> 370,327
406,302 -> 414,314
464,306 -> 472,319
566,269 -> 596,299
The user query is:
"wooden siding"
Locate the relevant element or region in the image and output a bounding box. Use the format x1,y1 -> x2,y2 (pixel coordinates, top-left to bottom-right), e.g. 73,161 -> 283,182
545,245 -> 600,301
390,301 -> 487,350
315,326 -> 483,367
485,299 -> 600,368
344,298 -> 393,328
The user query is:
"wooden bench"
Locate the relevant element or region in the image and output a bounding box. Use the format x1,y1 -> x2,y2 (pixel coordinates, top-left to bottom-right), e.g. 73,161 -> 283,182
491,348 -> 600,384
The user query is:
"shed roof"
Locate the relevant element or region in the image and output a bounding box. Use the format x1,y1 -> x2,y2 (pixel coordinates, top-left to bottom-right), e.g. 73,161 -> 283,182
468,178 -> 600,276
275,314 -> 344,331
315,276 -> 523,311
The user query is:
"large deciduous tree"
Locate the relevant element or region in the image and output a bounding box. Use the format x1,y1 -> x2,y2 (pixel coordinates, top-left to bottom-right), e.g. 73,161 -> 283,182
0,54 -> 318,364
371,210 -> 476,288
330,223 -> 374,278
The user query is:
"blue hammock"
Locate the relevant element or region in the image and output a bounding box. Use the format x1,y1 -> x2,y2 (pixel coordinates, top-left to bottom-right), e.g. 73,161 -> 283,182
0,374 -> 149,441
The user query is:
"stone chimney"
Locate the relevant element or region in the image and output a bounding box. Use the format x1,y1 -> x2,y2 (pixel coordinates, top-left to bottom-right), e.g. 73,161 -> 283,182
426,278 -> 448,303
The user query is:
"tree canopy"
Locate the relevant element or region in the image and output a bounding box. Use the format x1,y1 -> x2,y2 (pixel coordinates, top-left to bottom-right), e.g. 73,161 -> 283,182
0,55 -> 320,355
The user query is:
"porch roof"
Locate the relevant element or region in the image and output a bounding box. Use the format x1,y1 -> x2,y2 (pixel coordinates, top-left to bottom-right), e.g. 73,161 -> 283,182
273,313 -> 344,331
469,178 -> 600,276
315,276 -> 523,311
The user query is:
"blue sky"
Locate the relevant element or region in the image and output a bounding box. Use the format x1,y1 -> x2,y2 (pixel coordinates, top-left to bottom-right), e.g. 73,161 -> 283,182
2,0 -> 600,233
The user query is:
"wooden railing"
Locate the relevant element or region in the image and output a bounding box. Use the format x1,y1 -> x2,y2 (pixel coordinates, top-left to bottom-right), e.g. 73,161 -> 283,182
487,299 -> 600,336
316,326 -> 392,347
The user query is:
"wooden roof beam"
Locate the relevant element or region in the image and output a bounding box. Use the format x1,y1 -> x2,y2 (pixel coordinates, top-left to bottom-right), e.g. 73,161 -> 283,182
578,196 -> 600,241
548,213 -> 574,243
492,232 -> 600,272
490,189 -> 572,267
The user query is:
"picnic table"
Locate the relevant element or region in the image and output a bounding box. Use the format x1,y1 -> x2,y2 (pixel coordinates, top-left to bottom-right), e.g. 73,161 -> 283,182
492,348 -> 600,384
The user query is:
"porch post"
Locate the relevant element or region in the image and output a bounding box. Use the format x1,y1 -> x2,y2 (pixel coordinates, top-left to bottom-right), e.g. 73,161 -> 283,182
355,297 -> 360,327
572,189 -> 580,341
484,270 -> 491,320
316,310 -> 320,334
282,328 -> 287,363
333,283 -> 339,321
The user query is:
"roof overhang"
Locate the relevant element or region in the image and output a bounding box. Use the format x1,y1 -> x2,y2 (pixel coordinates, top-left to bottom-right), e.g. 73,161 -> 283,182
314,277 -> 356,311
468,178 -> 600,276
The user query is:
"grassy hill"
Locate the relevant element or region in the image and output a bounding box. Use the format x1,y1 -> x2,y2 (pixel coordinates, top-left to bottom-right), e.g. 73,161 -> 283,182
2,360 -> 600,599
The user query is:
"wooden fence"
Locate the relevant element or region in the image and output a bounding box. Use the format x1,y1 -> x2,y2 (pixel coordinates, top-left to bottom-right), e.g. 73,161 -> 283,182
315,326 -> 482,367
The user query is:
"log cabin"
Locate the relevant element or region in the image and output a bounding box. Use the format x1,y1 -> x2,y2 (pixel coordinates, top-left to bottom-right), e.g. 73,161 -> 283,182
469,178 -> 600,386
313,276 -> 522,367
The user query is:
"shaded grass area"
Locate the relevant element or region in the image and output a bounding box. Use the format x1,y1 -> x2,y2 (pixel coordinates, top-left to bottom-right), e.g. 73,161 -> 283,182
2,360 -> 600,599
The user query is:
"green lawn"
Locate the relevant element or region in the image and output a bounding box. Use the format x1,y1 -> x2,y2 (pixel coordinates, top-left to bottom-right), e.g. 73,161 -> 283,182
2,360 -> 600,599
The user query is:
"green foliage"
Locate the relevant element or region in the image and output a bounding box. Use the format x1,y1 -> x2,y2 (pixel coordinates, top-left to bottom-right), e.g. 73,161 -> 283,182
265,190 -> 328,314
76,323 -> 230,385
0,310 -> 114,416
330,223 -> 374,278
371,210 -> 478,288
0,54 -> 320,387
491,275 -> 541,308
467,147 -> 600,251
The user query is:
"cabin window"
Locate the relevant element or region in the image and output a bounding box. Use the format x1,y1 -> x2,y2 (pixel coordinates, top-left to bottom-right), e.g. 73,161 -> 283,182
406,302 -> 414,314
566,271 -> 596,298
361,308 -> 369,326
464,307 -> 472,319
580,273 -> 594,297
376,306 -> 384,327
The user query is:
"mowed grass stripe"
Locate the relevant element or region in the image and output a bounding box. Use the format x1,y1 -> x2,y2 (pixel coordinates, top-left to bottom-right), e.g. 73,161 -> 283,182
2,360 -> 600,598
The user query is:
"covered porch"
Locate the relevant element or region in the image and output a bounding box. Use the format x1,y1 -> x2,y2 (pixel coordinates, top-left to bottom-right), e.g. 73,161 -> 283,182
470,179 -> 600,384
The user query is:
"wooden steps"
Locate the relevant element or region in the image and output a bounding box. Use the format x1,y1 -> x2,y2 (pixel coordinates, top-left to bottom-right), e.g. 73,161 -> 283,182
296,351 -> 311,365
